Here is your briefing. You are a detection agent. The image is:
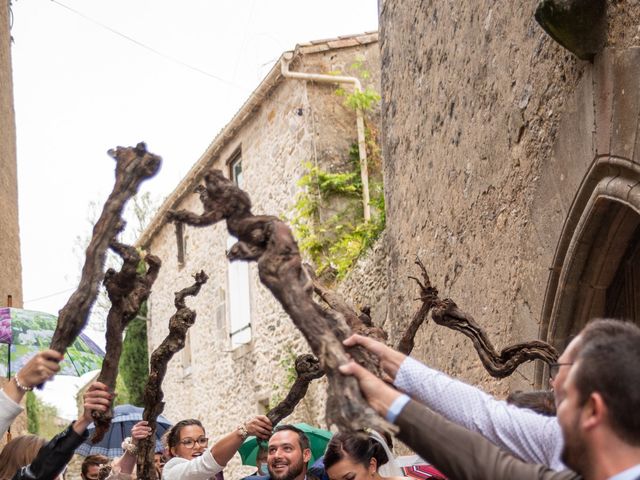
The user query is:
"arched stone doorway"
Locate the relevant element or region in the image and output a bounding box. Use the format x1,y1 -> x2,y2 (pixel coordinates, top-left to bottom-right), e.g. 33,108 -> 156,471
535,47 -> 640,386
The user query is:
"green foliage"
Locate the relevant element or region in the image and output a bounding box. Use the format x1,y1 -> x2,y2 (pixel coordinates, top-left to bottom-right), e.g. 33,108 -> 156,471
27,393 -> 62,438
269,346 -> 298,409
343,87 -> 381,112
114,373 -> 131,406
291,58 -> 384,281
291,149 -> 385,281
119,308 -> 149,407
26,391 -> 39,434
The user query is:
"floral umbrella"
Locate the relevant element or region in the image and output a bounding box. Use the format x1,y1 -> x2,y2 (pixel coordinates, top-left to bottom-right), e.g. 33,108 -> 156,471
0,307 -> 104,377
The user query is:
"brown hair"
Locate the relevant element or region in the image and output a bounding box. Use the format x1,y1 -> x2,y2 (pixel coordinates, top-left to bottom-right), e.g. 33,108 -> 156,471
506,390 -> 556,416
0,435 -> 46,480
166,419 -> 205,457
81,454 -> 109,478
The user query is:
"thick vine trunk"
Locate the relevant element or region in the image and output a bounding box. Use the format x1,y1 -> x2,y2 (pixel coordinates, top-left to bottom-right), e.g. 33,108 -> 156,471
167,170 -> 392,434
92,242 -> 161,442
136,271 -> 208,480
49,143 -> 161,355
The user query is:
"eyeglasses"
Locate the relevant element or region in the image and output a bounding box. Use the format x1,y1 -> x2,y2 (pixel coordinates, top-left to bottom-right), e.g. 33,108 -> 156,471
179,436 -> 209,449
548,362 -> 573,380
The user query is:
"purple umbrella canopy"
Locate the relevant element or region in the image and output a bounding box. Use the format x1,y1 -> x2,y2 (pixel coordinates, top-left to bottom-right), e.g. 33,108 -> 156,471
0,307 -> 104,377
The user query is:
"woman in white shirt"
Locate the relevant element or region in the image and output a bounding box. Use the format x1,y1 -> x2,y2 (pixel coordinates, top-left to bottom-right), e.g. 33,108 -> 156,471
162,416 -> 272,480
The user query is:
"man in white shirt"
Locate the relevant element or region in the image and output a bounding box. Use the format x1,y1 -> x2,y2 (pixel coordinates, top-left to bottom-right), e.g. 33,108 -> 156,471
343,319 -> 636,472
341,319 -> 640,480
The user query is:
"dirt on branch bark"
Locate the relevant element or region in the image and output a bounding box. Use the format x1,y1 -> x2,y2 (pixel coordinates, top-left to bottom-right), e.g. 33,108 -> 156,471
136,271 -> 208,480
49,143 -> 161,356
167,170 -> 392,434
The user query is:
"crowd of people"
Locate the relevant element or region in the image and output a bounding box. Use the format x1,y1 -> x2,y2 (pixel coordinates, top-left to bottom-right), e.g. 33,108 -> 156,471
1,317 -> 639,480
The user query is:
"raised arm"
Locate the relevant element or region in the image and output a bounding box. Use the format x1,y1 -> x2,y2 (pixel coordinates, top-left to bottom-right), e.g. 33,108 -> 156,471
339,360 -> 576,480
1,350 -> 63,437
344,334 -> 564,470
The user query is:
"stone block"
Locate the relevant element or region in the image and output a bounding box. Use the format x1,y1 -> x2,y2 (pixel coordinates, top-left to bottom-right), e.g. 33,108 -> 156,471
610,48 -> 640,159
593,48 -> 614,155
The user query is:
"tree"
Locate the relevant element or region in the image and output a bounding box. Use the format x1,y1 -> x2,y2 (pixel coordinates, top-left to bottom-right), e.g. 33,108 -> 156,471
120,306 -> 150,406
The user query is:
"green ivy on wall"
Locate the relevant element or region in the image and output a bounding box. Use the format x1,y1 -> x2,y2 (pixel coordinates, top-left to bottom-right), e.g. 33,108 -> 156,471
291,62 -> 384,281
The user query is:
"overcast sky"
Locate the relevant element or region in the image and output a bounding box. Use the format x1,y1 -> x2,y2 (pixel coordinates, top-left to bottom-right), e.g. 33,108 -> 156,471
11,0 -> 378,419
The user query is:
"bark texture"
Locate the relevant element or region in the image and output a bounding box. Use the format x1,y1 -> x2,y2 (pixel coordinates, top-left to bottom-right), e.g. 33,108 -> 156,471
167,169 -> 392,434
407,258 -> 559,377
49,143 -> 161,354
136,271 -> 208,480
92,243 -> 161,442
266,354 -> 324,426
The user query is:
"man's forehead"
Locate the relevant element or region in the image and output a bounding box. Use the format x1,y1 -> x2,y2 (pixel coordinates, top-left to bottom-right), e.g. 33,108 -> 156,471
561,334 -> 583,362
269,430 -> 299,447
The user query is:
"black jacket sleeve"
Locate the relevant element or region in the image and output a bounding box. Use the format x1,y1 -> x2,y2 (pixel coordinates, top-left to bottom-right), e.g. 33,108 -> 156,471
12,422 -> 88,480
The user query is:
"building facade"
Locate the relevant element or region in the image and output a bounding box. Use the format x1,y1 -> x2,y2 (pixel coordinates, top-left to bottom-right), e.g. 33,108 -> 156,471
0,0 -> 26,448
0,0 -> 23,310
138,33 -> 380,476
379,0 -> 640,397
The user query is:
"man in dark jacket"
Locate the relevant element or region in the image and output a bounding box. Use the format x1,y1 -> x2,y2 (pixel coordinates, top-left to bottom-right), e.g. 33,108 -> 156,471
340,319 -> 640,480
12,382 -> 113,480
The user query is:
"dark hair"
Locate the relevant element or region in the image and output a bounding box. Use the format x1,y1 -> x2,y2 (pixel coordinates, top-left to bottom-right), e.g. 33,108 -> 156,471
166,419 -> 205,456
323,431 -> 389,471
506,390 -> 556,416
573,323 -> 640,446
569,318 -> 640,359
82,454 -> 109,477
272,424 -> 310,451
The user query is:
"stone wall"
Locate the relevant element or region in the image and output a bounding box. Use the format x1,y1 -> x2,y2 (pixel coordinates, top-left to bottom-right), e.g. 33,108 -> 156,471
379,0 -> 640,398
0,0 -> 23,308
144,39 -> 380,478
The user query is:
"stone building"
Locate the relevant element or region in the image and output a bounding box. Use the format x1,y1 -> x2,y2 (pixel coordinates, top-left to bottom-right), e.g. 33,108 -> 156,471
0,0 -> 23,310
0,0 -> 26,448
137,32 -> 380,476
379,0 -> 640,397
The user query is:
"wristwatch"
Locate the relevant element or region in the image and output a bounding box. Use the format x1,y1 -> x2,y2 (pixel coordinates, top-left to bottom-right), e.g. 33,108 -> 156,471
122,436 -> 138,455
237,423 -> 249,440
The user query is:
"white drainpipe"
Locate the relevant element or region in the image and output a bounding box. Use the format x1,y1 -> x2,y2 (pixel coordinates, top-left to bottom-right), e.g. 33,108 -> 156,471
281,52 -> 371,222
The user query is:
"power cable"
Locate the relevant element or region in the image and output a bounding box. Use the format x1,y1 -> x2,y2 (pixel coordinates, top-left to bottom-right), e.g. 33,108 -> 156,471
49,0 -> 242,89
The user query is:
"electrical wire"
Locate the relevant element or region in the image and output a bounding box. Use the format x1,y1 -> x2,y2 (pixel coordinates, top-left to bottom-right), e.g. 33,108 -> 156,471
49,0 -> 242,89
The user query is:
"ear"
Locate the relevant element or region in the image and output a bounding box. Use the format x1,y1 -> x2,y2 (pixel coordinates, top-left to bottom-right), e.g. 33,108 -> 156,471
303,448 -> 312,463
581,392 -> 606,431
369,457 -> 378,474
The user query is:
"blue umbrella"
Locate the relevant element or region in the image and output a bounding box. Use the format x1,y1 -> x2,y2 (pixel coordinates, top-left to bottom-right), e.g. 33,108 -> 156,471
76,404 -> 172,458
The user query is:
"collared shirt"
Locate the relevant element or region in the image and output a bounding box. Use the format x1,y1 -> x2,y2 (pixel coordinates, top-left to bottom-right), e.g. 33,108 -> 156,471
0,389 -> 24,437
394,356 -> 566,471
609,464 -> 640,480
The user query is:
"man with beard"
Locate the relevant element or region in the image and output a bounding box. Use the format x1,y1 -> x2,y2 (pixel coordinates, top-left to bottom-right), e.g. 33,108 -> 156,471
265,425 -> 320,480
342,318 -> 636,472
340,319 -> 640,480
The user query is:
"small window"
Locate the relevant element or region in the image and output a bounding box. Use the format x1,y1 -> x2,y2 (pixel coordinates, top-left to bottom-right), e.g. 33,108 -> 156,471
227,234 -> 252,348
230,152 -> 243,187
176,222 -> 187,267
182,330 -> 192,376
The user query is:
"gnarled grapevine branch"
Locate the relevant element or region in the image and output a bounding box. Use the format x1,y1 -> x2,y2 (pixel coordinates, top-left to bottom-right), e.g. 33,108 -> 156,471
266,354 -> 324,425
91,243 -> 161,442
136,271 -> 209,480
50,143 -> 161,355
408,258 -> 559,377
167,170 -> 392,434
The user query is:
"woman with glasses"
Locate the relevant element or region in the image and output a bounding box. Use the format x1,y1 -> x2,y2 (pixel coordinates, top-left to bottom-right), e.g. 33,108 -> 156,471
163,415 -> 272,480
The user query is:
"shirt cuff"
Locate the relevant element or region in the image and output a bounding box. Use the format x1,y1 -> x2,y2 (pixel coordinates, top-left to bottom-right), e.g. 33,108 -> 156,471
385,394 -> 411,423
